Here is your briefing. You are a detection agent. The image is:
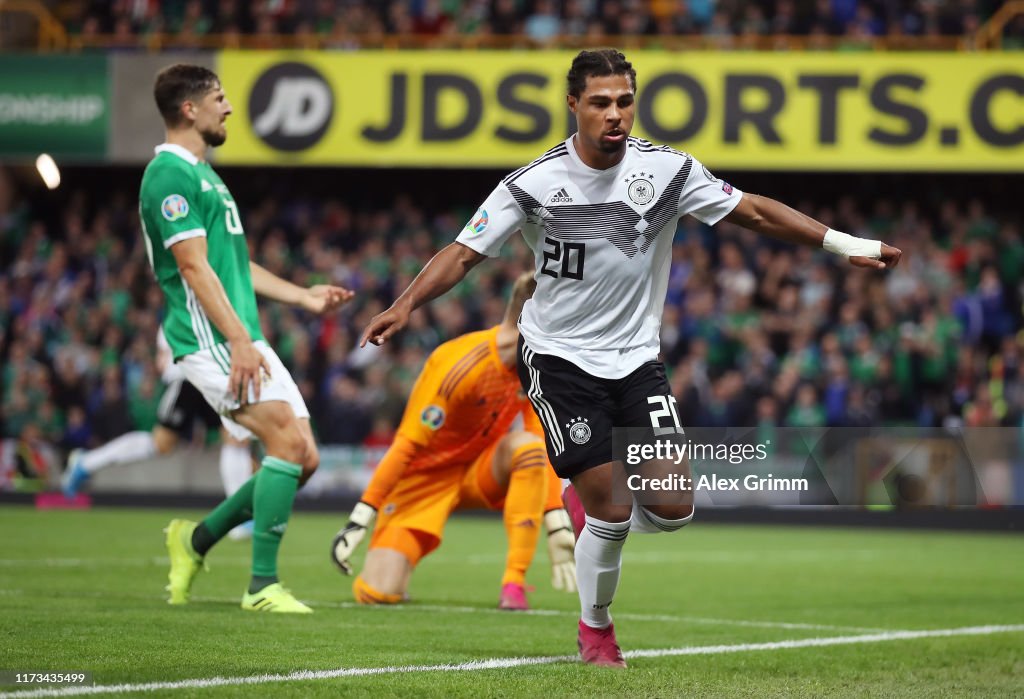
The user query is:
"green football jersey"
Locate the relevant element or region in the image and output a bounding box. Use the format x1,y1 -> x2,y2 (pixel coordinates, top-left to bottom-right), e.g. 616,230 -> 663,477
139,144 -> 263,364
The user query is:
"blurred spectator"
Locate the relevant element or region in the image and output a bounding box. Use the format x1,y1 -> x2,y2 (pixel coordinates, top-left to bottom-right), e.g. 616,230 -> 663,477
321,375 -> 373,445
686,0 -> 715,28
413,0 -> 451,34
563,0 -> 591,35
787,384 -> 826,427
488,0 -> 522,35
90,367 -> 133,442
524,0 -> 563,44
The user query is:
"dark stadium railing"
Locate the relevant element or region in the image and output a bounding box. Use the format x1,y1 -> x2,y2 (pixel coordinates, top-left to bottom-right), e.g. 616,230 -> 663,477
59,32 -> 971,52
975,0 -> 1024,49
0,0 -> 68,51
2,0 -> 1023,53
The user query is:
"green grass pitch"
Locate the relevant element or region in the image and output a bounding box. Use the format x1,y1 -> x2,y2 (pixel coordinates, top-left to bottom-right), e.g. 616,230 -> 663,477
0,506 -> 1021,697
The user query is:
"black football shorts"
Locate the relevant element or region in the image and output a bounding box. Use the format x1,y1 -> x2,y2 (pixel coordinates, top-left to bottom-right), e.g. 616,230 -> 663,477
517,336 -> 676,478
157,379 -> 223,436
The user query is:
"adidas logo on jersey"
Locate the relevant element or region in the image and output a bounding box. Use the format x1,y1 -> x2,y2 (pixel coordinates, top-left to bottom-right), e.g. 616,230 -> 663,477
550,187 -> 573,204
201,180 -> 213,192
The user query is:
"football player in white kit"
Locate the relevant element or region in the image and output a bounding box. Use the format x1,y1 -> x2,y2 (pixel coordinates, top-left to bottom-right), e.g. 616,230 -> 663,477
362,49 -> 902,667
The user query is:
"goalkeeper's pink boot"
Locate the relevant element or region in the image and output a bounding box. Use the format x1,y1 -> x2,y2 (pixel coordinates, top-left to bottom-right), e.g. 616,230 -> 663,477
498,582 -> 529,610
561,484 -> 585,541
578,620 -> 627,668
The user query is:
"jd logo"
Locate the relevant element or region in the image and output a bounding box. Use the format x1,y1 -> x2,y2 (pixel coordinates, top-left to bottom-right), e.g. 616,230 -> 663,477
250,62 -> 333,152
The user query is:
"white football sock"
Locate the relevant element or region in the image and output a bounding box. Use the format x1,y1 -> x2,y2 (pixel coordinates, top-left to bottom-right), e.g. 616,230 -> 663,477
629,501 -> 694,533
219,442 -> 252,497
576,514 -> 629,629
80,431 -> 157,474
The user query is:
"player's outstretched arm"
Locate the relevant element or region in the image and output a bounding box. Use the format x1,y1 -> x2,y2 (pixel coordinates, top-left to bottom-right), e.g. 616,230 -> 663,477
361,242 -> 486,347
172,237 -> 270,403
249,261 -> 354,313
724,193 -> 902,270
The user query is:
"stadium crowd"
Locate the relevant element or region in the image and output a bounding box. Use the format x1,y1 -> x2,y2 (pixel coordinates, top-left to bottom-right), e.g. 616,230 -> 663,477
59,0 -> 1011,45
1,165 -> 1023,481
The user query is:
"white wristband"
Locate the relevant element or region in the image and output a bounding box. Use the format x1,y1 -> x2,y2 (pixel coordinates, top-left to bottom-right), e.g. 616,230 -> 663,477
544,508 -> 573,534
822,228 -> 882,259
350,501 -> 377,528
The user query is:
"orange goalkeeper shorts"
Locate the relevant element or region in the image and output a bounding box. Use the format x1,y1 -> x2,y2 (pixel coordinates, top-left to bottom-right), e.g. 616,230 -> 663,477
368,440 -> 505,565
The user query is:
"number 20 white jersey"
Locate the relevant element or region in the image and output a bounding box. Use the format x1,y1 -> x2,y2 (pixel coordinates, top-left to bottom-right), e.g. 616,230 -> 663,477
455,136 -> 742,379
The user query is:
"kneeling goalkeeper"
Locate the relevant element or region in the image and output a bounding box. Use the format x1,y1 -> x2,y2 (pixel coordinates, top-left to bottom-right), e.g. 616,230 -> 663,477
330,273 -> 576,609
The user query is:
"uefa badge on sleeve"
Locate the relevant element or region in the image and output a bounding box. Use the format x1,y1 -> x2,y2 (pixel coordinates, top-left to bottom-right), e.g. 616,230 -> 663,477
161,194 -> 189,221
421,405 -> 446,430
463,209 -> 488,235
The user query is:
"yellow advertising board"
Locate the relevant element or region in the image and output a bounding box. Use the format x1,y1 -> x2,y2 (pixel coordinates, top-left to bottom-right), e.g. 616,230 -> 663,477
215,51 -> 1022,171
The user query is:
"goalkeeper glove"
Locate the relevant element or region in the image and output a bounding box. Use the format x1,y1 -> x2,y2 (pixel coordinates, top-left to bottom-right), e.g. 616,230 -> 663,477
330,501 -> 377,576
544,508 -> 577,593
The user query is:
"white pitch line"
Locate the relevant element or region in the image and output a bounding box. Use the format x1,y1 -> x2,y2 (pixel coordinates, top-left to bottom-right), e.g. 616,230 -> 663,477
2,624 -> 1020,699
624,624 -> 1024,658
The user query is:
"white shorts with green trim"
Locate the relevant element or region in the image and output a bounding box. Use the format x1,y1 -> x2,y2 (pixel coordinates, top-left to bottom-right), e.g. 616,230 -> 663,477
178,340 -> 310,441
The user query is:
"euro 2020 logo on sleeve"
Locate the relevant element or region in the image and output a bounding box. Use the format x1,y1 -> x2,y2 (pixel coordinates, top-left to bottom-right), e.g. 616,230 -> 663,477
161,194 -> 189,221
464,208 -> 488,235
250,62 -> 334,152
421,405 -> 446,430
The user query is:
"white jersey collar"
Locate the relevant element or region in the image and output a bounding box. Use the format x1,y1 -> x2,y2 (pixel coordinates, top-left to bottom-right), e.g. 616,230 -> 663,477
155,143 -> 200,166
566,135 -> 630,175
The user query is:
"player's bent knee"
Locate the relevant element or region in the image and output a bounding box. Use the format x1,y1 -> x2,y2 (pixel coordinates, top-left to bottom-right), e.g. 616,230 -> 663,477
575,483 -> 632,523
496,431 -> 547,482
270,423 -> 308,467
152,427 -> 178,455
642,503 -> 694,527
504,430 -> 544,454
590,503 -> 633,524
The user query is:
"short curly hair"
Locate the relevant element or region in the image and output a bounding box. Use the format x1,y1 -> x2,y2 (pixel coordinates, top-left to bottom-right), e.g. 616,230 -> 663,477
567,49 -> 636,98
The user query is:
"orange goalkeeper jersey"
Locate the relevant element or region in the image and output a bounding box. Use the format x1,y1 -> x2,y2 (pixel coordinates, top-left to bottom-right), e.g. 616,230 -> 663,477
394,325 -> 543,471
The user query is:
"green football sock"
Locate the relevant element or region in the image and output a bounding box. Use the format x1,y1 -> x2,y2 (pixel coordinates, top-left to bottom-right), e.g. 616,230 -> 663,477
193,475 -> 257,556
248,575 -> 278,595
250,456 -> 302,587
